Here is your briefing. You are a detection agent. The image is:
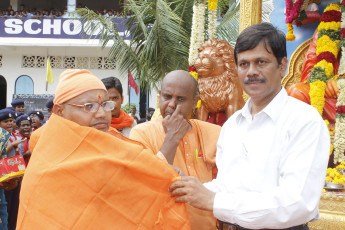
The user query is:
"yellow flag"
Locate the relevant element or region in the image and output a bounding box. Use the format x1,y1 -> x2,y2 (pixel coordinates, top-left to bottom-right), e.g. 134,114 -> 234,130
46,57 -> 54,85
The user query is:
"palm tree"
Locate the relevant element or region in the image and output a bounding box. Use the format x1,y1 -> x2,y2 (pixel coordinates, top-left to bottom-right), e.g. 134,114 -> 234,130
77,0 -> 194,90
76,0 -> 274,89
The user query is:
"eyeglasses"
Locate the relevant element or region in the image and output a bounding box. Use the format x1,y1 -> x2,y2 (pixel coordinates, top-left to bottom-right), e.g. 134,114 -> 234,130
66,101 -> 115,113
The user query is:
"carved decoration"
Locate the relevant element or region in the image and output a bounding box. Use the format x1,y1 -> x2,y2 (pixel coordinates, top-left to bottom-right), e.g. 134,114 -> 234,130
195,38 -> 245,121
239,0 -> 262,33
309,194 -> 345,230
282,38 -> 312,90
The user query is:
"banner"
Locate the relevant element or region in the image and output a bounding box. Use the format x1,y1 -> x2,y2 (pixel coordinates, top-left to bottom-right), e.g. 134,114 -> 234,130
0,18 -> 131,40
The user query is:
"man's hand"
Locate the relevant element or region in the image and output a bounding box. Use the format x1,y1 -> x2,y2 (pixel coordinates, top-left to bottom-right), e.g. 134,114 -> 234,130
169,176 -> 215,211
160,105 -> 191,164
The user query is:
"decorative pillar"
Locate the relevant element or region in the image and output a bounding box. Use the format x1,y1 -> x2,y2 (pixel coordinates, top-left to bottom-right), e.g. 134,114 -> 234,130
67,0 -> 76,13
10,0 -> 19,11
239,0 -> 262,101
239,0 -> 262,33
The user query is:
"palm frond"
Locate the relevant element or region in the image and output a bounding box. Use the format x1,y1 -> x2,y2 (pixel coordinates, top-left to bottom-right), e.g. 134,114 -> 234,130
137,0 -> 190,88
216,0 -> 274,47
216,1 -> 240,47
76,8 -> 140,76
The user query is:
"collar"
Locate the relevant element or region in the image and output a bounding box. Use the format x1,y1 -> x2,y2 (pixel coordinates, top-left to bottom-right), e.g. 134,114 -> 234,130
236,87 -> 288,124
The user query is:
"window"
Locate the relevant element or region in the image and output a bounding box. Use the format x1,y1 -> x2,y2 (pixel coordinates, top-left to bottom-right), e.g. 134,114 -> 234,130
15,75 -> 34,94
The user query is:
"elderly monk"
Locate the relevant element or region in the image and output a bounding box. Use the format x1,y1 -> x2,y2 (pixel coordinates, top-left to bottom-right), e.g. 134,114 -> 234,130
17,69 -> 190,230
130,70 -> 221,230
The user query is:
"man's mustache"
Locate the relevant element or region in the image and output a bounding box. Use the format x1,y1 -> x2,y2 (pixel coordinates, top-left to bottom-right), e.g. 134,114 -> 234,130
244,77 -> 266,84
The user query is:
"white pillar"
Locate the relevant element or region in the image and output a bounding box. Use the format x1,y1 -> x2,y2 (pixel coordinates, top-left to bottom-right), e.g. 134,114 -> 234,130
67,0 -> 76,13
10,0 -> 19,11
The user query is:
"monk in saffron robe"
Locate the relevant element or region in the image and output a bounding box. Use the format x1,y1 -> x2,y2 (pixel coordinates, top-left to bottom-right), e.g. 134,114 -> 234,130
17,69 -> 190,230
130,70 -> 221,230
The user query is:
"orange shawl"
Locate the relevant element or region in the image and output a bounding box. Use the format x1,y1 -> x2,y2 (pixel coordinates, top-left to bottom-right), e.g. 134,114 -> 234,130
110,110 -> 135,129
17,114 -> 190,230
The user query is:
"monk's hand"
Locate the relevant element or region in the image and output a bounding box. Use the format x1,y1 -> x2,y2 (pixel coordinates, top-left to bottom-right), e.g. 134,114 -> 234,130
325,79 -> 339,99
170,176 -> 215,211
161,105 -> 190,164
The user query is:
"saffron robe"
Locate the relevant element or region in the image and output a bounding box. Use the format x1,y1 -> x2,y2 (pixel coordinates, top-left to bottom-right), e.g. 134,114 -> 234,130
17,114 -> 190,230
130,117 -> 221,230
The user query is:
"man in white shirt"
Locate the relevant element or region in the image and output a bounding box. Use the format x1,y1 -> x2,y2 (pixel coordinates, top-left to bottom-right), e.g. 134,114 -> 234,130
169,23 -> 330,230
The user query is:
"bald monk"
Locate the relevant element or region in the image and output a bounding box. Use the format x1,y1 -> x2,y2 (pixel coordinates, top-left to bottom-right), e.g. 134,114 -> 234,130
130,70 -> 221,230
17,69 -> 190,230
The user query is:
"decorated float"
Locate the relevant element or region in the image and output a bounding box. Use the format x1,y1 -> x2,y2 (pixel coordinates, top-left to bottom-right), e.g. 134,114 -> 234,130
192,0 -> 345,228
278,0 -> 345,228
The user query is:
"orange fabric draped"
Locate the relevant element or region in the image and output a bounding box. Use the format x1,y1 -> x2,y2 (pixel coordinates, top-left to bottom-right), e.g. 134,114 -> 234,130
17,114 -> 190,230
130,117 -> 221,230
110,110 -> 135,130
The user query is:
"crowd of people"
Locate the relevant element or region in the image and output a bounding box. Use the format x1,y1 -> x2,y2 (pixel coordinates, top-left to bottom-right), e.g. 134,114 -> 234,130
0,4 -> 132,19
0,23 -> 331,230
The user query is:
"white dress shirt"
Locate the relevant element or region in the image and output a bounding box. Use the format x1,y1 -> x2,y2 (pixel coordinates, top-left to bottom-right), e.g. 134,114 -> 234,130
204,88 -> 330,229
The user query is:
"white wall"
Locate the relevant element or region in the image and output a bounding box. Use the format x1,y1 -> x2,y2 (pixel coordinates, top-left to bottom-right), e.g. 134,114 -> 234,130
0,45 -> 158,109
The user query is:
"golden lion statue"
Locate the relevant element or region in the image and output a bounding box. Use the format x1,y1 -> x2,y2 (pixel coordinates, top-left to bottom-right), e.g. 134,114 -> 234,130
195,38 -> 244,122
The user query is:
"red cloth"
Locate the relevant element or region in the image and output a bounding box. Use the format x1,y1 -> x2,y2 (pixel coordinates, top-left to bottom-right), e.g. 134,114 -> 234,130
128,71 -> 139,95
206,112 -> 227,126
110,110 -> 134,130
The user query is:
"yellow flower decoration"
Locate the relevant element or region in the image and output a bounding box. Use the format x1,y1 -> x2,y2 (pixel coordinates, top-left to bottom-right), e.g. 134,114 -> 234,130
286,23 -> 295,41
208,0 -> 218,11
330,144 -> 334,156
318,21 -> 341,31
325,119 -> 330,126
196,100 -> 201,108
190,71 -> 198,81
314,60 -> 334,78
309,80 -> 326,115
324,3 -> 340,12
316,35 -> 340,58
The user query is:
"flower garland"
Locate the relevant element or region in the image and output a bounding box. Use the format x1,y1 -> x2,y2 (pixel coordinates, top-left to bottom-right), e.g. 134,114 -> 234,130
334,80 -> 345,163
188,1 -> 219,109
208,0 -> 218,39
332,1 -> 345,164
208,9 -> 217,39
285,0 -> 305,41
308,3 -> 341,116
188,3 -> 205,66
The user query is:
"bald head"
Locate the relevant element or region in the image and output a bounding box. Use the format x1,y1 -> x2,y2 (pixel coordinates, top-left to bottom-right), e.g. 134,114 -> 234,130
162,70 -> 198,98
159,70 -> 199,119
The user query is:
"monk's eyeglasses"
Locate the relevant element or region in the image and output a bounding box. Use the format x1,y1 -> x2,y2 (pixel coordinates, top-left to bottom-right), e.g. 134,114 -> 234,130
66,101 -> 115,113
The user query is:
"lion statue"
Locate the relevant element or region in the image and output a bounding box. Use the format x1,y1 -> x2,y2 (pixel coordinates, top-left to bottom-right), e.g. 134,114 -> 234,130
194,38 -> 245,122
